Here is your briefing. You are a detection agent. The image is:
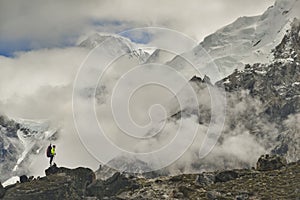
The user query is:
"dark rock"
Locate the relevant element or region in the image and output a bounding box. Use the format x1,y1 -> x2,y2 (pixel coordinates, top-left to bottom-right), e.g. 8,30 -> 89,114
3,165 -> 95,200
28,176 -> 34,182
45,163 -> 96,193
19,175 -> 29,183
196,172 -> 215,186
45,163 -> 59,175
236,194 -> 249,200
178,185 -> 194,198
272,143 -> 289,155
235,191 -> 253,200
58,165 -> 94,196
207,190 -> 223,200
190,75 -> 202,82
215,170 -> 239,183
203,75 -> 212,85
0,182 -> 5,198
86,172 -> 139,199
256,154 -> 287,171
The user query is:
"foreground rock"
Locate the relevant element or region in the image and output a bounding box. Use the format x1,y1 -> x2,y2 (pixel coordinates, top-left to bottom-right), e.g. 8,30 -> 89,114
86,172 -> 139,199
2,164 -> 95,200
117,156 -> 300,200
1,155 -> 299,199
256,154 -> 287,171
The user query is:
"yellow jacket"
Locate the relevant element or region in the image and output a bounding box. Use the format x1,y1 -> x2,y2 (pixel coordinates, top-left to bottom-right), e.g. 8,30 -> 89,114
51,147 -> 56,156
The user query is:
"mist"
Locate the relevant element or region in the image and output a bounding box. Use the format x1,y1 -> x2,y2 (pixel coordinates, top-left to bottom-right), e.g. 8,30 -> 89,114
1,0 -> 290,180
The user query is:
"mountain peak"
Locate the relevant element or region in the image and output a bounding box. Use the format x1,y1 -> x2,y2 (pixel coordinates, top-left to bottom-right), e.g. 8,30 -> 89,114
79,32 -> 134,50
167,0 -> 300,82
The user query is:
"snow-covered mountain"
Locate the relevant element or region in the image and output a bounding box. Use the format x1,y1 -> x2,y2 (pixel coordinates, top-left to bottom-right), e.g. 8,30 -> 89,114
79,33 -> 150,63
0,115 -> 57,182
169,18 -> 300,171
167,0 -> 300,82
1,0 -> 299,183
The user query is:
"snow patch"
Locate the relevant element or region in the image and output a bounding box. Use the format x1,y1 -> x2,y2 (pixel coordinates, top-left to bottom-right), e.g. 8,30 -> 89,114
2,176 -> 19,187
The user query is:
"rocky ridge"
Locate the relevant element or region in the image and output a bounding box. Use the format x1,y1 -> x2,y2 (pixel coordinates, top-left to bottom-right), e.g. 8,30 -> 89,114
0,154 -> 299,199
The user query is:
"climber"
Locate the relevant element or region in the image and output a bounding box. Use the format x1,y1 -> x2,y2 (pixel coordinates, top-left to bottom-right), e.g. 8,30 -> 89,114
49,145 -> 56,166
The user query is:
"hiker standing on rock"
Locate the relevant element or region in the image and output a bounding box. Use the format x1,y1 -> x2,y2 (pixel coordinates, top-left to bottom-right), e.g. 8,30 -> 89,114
46,144 -> 56,166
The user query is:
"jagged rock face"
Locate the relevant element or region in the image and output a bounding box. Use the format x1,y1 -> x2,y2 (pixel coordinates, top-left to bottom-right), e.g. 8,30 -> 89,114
274,18 -> 300,60
165,18 -> 300,174
191,19 -> 300,163
216,19 -> 300,121
217,61 -> 300,121
256,154 -> 287,171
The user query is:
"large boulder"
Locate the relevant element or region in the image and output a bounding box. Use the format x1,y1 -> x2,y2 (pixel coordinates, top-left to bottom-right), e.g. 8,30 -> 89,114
215,170 -> 239,183
196,170 -> 240,185
86,172 -> 139,199
256,154 -> 287,171
19,175 -> 29,183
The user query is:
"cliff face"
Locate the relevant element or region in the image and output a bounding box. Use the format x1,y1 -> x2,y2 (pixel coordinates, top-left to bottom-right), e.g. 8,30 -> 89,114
0,155 -> 299,200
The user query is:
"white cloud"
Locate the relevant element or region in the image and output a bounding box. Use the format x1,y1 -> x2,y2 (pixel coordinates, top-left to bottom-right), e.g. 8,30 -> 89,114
0,0 -> 275,50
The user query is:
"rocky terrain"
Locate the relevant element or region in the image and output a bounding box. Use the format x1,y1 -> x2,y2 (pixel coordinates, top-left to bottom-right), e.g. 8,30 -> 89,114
0,154 -> 299,199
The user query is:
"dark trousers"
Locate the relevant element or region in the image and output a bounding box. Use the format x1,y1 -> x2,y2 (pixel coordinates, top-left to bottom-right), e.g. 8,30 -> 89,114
50,155 -> 54,165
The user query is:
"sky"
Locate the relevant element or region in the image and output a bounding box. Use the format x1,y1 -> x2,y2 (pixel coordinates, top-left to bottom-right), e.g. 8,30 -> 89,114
0,0 -> 275,56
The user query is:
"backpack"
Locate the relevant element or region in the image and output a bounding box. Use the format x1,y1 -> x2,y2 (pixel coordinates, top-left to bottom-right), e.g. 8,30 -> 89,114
46,145 -> 52,157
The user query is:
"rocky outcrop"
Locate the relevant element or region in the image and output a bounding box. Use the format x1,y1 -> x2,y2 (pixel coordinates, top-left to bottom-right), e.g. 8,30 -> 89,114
2,165 -> 96,200
45,164 -> 96,197
86,172 -> 139,199
216,18 -> 300,121
256,154 -> 287,171
19,175 -> 29,183
1,155 -> 299,199
117,156 -> 300,200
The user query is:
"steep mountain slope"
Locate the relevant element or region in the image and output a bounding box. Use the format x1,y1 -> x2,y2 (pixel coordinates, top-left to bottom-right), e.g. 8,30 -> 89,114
216,18 -> 300,162
0,115 -> 57,182
167,0 -> 300,82
164,18 -> 300,173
